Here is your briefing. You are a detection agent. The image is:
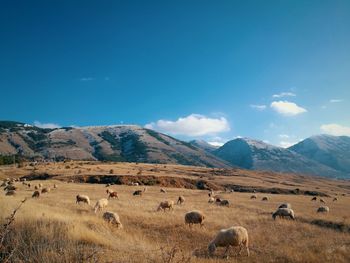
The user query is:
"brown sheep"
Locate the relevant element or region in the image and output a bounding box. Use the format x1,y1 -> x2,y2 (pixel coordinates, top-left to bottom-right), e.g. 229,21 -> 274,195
106,189 -> 119,199
177,196 -> 185,205
32,190 -> 40,198
311,197 -> 317,201
41,187 -> 51,194
185,210 -> 205,228
157,200 -> 174,211
262,196 -> 269,201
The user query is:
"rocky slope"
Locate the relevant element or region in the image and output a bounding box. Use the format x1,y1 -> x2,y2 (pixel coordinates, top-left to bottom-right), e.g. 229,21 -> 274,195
0,121 -> 231,168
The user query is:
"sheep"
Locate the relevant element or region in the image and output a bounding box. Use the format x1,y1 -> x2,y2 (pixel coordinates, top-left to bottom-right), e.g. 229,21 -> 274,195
272,208 -> 295,220
76,194 -> 91,205
34,185 -> 39,190
177,196 -> 185,205
250,195 -> 257,199
53,184 -> 58,189
106,189 -> 119,199
333,197 -> 338,202
160,188 -> 167,193
320,198 -> 326,204
219,199 -> 230,207
32,190 -> 40,198
133,190 -> 143,196
311,197 -> 317,201
185,210 -> 205,228
208,190 -> 215,197
102,211 -> 123,228
208,226 -> 249,257
278,203 -> 292,209
262,196 -> 268,201
1,181 -> 7,187
215,198 -> 222,204
38,183 -> 43,188
94,198 -> 109,213
4,185 -> 17,191
208,197 -> 215,203
41,187 -> 51,194
317,206 -> 329,213
5,190 -> 16,196
157,200 -> 174,211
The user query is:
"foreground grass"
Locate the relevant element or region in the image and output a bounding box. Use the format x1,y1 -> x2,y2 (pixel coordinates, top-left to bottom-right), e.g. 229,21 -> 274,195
1,178 -> 350,263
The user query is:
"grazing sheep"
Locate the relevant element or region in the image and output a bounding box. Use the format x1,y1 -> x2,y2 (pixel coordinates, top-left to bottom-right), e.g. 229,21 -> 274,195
38,183 -> 43,188
208,190 -> 215,197
250,195 -> 257,199
27,183 -> 31,188
133,190 -> 143,196
32,190 -> 40,198
157,200 -> 174,211
208,197 -> 215,203
320,198 -> 326,204
4,185 -> 17,191
76,194 -> 91,205
185,210 -> 205,228
41,187 -> 51,194
215,198 -> 222,204
53,184 -> 57,189
177,196 -> 185,205
5,190 -> 16,196
272,208 -> 295,220
102,211 -> 123,228
34,185 -> 39,190
208,226 -> 249,257
311,197 -> 317,201
106,189 -> 119,199
333,197 -> 338,202
219,199 -> 230,207
160,188 -> 167,193
317,206 -> 329,213
278,203 -> 292,209
94,198 -> 109,213
262,196 -> 268,201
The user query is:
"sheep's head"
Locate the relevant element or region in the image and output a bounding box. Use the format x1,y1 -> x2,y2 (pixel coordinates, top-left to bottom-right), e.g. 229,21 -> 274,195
208,242 -> 216,256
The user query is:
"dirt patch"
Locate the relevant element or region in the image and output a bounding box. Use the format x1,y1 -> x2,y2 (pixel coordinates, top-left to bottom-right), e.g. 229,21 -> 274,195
298,218 -> 350,233
21,172 -> 58,181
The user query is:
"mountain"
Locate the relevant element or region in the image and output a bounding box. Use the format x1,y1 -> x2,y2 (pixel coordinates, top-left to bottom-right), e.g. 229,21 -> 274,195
289,134 -> 350,175
213,137 -> 345,178
0,121 -> 231,168
189,139 -> 219,152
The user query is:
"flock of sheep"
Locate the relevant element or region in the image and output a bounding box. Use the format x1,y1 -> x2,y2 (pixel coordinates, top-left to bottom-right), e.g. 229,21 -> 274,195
1,176 -> 339,259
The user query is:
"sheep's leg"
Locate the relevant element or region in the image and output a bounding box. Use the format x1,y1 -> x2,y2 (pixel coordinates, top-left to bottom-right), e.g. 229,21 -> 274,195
246,247 -> 250,257
223,246 -> 230,258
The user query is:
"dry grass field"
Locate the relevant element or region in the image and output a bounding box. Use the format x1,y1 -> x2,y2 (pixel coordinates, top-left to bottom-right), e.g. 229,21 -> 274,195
1,161 -> 350,262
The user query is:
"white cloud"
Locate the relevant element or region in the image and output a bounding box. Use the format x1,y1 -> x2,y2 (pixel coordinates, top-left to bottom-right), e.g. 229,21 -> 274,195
329,99 -> 343,103
270,101 -> 307,116
279,134 -> 290,139
34,121 -> 61,129
279,141 -> 296,148
145,114 -> 230,136
250,104 -> 267,111
208,141 -> 225,147
320,123 -> 350,136
80,77 -> 94,81
272,92 -> 296,98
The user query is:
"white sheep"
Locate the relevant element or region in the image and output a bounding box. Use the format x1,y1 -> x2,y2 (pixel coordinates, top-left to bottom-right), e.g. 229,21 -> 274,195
185,210 -> 205,228
208,226 -> 249,257
102,211 -> 123,228
208,197 -> 215,203
177,196 -> 185,205
317,206 -> 329,213
272,208 -> 295,220
157,200 -> 174,211
94,198 -> 109,213
76,194 -> 91,205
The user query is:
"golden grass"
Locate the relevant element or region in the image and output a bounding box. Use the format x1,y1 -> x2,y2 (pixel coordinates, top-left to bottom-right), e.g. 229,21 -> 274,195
0,162 -> 350,262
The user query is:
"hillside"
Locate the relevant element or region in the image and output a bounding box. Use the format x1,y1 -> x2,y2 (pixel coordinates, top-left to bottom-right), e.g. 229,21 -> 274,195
289,135 -> 350,175
0,121 -> 231,168
213,138 -> 345,178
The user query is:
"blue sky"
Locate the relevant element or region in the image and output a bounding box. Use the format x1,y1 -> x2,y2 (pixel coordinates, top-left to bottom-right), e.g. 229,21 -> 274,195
1,0 -> 349,147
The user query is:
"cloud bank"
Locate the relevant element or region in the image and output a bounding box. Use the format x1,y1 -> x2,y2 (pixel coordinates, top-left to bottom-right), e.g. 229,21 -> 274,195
34,121 -> 61,129
145,114 -> 230,136
272,92 -> 296,98
320,123 -> 350,136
